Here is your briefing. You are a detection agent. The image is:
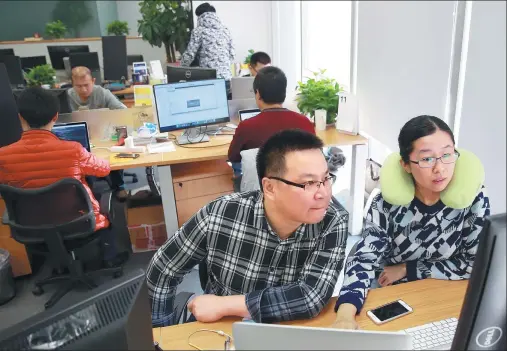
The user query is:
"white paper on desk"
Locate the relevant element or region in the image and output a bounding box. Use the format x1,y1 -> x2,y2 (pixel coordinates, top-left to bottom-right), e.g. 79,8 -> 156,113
147,141 -> 176,154
150,60 -> 165,79
335,92 -> 359,135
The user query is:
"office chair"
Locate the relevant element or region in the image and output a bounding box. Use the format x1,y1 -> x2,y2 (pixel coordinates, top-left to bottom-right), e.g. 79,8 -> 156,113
0,178 -> 124,309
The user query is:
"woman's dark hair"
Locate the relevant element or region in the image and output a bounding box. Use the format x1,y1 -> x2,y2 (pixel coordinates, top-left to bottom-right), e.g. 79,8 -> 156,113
195,2 -> 216,16
398,115 -> 455,163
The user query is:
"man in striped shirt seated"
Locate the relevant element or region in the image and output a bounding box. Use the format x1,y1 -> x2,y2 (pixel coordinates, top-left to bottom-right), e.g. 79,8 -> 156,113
147,129 -> 348,327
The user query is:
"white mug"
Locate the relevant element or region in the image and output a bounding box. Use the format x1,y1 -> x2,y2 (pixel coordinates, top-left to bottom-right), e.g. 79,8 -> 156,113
315,109 -> 327,131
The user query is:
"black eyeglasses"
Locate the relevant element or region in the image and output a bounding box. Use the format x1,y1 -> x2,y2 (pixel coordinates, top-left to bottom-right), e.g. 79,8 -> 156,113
268,174 -> 337,192
410,150 -> 460,169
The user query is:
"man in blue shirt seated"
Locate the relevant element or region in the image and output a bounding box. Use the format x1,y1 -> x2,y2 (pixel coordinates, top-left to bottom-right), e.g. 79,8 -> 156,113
147,129 -> 349,327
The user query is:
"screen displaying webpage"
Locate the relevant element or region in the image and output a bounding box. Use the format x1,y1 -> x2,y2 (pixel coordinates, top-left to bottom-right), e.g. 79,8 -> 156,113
240,110 -> 261,121
154,79 -> 229,131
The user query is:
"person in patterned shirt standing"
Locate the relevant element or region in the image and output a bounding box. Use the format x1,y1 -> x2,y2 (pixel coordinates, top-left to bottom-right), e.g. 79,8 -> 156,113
180,3 -> 235,93
147,129 -> 349,327
333,115 -> 491,330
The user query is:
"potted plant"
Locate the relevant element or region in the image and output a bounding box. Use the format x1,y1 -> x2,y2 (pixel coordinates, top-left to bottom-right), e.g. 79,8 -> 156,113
244,49 -> 255,65
107,20 -> 130,36
25,65 -> 56,88
137,0 -> 192,63
295,69 -> 344,125
45,20 -> 66,39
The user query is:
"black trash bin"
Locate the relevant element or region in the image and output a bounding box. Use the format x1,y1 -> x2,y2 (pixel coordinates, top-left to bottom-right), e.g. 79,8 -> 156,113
0,248 -> 16,305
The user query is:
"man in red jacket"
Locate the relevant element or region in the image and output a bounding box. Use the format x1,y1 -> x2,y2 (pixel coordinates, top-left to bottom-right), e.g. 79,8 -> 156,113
227,66 -> 315,182
0,87 -> 123,265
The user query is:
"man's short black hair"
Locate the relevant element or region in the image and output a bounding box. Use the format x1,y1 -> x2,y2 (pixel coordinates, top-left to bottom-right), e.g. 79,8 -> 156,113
256,129 -> 324,190
250,52 -> 271,66
17,87 -> 59,128
195,2 -> 216,16
253,66 -> 287,104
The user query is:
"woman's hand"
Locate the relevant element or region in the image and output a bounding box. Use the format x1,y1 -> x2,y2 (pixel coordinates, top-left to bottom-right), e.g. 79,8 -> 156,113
331,303 -> 359,330
378,263 -> 407,287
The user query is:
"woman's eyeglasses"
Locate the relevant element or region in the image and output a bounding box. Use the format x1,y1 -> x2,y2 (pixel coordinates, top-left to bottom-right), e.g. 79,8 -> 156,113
410,150 -> 460,169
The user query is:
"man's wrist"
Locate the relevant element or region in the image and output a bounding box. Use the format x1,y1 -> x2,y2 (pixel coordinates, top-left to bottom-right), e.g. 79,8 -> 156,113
221,295 -> 249,318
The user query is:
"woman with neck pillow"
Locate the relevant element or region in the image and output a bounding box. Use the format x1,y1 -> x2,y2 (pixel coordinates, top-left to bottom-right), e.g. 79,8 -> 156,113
333,115 -> 490,329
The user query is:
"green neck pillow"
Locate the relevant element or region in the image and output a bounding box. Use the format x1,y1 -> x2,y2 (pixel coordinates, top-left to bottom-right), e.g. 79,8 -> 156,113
379,148 -> 484,209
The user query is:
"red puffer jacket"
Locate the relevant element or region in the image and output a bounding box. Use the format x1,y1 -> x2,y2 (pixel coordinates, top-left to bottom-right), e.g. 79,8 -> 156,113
0,130 -> 111,231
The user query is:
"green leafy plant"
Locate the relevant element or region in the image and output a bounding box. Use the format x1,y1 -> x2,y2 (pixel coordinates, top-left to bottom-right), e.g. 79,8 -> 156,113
52,0 -> 92,37
25,65 -> 56,88
45,20 -> 66,39
107,20 -> 130,36
244,49 -> 255,64
138,0 -> 192,63
295,69 -> 344,124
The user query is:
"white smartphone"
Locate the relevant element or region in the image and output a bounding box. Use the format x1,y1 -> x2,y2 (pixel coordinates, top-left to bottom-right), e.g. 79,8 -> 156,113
366,299 -> 413,325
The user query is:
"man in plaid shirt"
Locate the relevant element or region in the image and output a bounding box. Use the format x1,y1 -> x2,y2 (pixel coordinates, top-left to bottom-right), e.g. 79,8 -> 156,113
147,130 -> 349,327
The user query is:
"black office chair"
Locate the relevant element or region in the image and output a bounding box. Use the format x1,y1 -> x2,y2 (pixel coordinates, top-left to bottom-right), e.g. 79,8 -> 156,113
0,178 -> 123,309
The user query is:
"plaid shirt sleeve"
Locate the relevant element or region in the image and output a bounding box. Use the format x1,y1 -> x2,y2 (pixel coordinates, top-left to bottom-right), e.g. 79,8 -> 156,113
245,212 -> 348,323
146,204 -> 209,327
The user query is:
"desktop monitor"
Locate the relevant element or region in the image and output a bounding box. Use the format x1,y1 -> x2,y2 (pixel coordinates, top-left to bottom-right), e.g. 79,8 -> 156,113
68,52 -> 100,70
451,213 -> 506,350
0,269 -> 154,350
47,45 -> 90,70
102,35 -> 128,81
20,56 -> 47,72
0,48 -> 14,56
13,88 -> 71,114
239,108 -> 261,122
52,122 -> 90,151
153,78 -> 229,144
127,55 -> 144,66
166,65 -> 216,83
0,55 -> 24,86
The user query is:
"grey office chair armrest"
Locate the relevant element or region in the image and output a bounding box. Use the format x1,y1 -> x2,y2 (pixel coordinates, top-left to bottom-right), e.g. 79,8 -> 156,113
99,191 -> 114,221
2,210 -> 9,225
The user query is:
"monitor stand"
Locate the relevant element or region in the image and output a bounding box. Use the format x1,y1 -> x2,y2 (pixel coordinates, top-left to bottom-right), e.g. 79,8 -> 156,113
177,128 -> 210,145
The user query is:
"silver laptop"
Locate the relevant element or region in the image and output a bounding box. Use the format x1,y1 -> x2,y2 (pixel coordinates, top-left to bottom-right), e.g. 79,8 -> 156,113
239,108 -> 261,122
231,77 -> 255,99
232,322 -> 412,350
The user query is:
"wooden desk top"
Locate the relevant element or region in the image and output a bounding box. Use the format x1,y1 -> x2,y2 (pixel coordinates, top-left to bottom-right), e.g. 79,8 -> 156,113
92,127 -> 368,171
152,279 -> 468,350
112,87 -> 134,96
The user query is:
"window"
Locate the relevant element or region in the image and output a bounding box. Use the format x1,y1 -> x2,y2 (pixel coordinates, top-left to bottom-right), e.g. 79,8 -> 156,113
301,1 -> 352,90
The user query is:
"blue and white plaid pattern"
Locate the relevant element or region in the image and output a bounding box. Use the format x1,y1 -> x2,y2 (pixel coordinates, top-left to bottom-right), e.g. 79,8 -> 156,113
147,191 -> 348,327
336,188 -> 490,313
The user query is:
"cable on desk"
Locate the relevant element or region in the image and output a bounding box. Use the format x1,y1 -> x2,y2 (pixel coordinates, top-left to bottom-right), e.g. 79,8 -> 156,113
187,329 -> 233,351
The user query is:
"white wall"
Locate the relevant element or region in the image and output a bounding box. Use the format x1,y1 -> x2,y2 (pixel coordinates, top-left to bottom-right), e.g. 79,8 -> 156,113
116,1 -> 142,36
271,1 -> 302,103
356,1 -> 457,154
455,1 -> 506,214
192,1 -> 273,64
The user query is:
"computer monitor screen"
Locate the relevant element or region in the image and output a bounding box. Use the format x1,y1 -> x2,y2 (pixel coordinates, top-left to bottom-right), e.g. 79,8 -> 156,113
47,45 -> 90,70
451,213 -> 506,350
0,269 -> 154,350
0,48 -> 14,56
68,52 -> 100,70
52,122 -> 91,151
239,108 -> 261,122
51,88 -> 72,114
153,78 -> 230,132
127,55 -> 144,66
166,65 -> 216,83
0,55 -> 24,86
20,56 -> 47,72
